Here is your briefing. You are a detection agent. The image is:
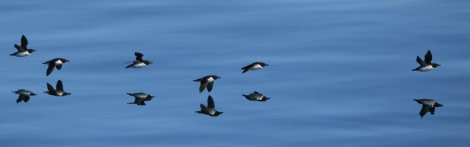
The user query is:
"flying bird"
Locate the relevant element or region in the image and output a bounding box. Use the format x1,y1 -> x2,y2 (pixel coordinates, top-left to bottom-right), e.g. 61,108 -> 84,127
127,92 -> 154,106
241,62 -> 269,73
45,80 -> 71,96
11,35 -> 36,57
126,52 -> 152,68
243,91 -> 270,101
43,58 -> 69,76
412,50 -> 440,72
193,75 -> 221,93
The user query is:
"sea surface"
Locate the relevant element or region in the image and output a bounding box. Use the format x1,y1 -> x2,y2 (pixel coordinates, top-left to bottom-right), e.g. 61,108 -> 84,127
1,0 -> 469,146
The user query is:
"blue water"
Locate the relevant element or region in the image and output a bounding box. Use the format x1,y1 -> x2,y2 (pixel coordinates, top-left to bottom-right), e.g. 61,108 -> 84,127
1,0 -> 470,146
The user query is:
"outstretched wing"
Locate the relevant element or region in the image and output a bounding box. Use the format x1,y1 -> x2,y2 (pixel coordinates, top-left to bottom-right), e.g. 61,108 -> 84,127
241,64 -> 253,73
196,104 -> 206,114
20,35 -> 28,49
199,80 -> 208,93
419,104 -> 430,117
135,52 -> 144,61
47,83 -> 55,92
16,95 -> 25,103
416,56 -> 425,66
56,80 -> 64,91
14,44 -> 23,51
46,62 -> 55,76
125,62 -> 135,68
424,50 -> 432,64
207,82 -> 214,92
207,95 -> 215,108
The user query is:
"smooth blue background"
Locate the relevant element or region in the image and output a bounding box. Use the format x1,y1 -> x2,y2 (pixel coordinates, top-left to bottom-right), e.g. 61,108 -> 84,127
1,0 -> 469,146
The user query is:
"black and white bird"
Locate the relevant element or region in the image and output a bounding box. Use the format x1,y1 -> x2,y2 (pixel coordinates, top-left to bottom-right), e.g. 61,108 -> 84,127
11,35 -> 36,57
126,52 -> 152,68
193,75 -> 221,93
196,95 -> 223,117
242,91 -> 270,101
241,62 -> 269,73
43,58 -> 70,76
13,89 -> 36,103
127,92 -> 154,106
414,99 -> 443,118
412,50 -> 440,72
45,80 -> 71,96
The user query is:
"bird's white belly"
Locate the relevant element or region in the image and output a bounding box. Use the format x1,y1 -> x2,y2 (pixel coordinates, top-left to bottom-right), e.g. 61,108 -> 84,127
251,64 -> 263,70
207,77 -> 214,82
422,100 -> 436,106
132,62 -> 147,68
134,94 -> 148,98
208,109 -> 216,115
56,91 -> 64,96
55,60 -> 63,64
420,65 -> 434,72
17,51 -> 30,57
17,90 -> 31,95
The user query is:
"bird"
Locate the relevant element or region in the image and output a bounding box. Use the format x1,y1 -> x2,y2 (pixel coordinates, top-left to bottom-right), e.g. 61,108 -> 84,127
193,75 -> 221,93
11,35 -> 36,57
196,95 -> 223,117
43,58 -> 70,76
414,99 -> 443,118
126,52 -> 152,68
242,91 -> 270,101
45,80 -> 71,96
241,62 -> 269,73
13,89 -> 36,103
412,50 -> 440,72
127,92 -> 154,106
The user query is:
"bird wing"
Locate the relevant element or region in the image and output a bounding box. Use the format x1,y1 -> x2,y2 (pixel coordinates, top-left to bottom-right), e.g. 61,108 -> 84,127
46,62 -> 55,76
196,104 -> 207,114
16,95 -> 25,103
23,95 -> 30,102
199,80 -> 208,93
416,56 -> 425,66
207,95 -> 215,108
424,50 -> 432,64
419,104 -> 430,117
47,83 -> 55,93
56,80 -> 64,91
241,64 -> 253,73
207,82 -> 214,92
135,52 -> 144,61
14,44 -> 24,51
20,35 -> 28,49
125,62 -> 135,68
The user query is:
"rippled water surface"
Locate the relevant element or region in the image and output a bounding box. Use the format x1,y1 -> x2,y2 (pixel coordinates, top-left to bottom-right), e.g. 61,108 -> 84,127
1,0 -> 470,146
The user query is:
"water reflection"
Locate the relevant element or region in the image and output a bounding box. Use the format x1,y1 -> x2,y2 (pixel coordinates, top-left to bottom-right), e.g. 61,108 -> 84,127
242,91 -> 270,102
13,89 -> 36,103
126,92 -> 154,106
45,80 -> 71,97
414,99 -> 444,118
196,95 -> 223,117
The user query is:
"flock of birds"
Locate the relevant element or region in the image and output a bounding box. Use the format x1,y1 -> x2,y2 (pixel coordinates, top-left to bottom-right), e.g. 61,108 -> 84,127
10,35 -> 443,118
10,35 -> 271,117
